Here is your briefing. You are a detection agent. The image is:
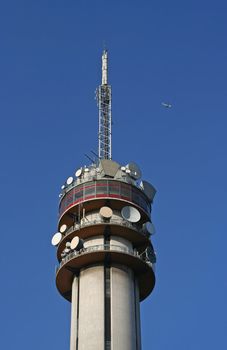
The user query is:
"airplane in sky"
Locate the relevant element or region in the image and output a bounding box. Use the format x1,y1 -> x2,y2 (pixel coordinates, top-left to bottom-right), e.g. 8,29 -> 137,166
161,102 -> 172,108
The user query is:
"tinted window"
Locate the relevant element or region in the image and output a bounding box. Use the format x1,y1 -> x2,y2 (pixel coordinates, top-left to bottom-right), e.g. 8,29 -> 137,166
109,182 -> 120,195
84,184 -> 96,197
96,181 -> 108,194
74,185 -> 83,202
121,183 -> 131,199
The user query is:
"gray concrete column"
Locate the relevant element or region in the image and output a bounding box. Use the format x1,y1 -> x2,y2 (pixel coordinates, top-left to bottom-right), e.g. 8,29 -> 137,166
111,265 -> 137,350
110,235 -> 133,252
70,275 -> 79,350
77,265 -> 105,350
135,278 -> 142,350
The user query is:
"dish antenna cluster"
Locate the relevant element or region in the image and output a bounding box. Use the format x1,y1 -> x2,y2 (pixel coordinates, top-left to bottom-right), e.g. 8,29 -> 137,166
99,206 -> 113,220
121,206 -> 141,223
75,168 -> 83,177
51,232 -> 62,246
143,222 -> 156,236
71,236 -> 84,251
140,180 -> 156,202
125,162 -> 142,180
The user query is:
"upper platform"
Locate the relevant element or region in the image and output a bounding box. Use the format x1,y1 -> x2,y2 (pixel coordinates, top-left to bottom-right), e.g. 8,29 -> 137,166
58,160 -> 156,224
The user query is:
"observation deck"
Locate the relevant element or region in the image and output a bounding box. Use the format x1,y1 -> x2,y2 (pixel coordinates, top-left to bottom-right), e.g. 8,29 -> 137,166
52,159 -> 157,303
56,243 -> 156,302
58,179 -> 152,227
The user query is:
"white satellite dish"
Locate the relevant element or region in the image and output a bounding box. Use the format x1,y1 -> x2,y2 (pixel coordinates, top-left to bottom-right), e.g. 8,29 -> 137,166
99,206 -> 113,219
71,236 -> 84,251
66,176 -> 74,185
75,168 -> 82,177
51,232 -> 62,246
126,169 -> 131,174
84,168 -> 89,172
121,206 -> 141,223
140,180 -> 156,201
64,248 -> 70,254
121,166 -> 126,171
60,224 -> 67,233
65,242 -> 71,248
126,162 -> 142,180
61,185 -> 65,190
143,222 -> 156,235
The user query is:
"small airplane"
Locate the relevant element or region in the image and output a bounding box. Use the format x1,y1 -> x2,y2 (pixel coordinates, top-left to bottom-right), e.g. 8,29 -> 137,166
161,102 -> 172,108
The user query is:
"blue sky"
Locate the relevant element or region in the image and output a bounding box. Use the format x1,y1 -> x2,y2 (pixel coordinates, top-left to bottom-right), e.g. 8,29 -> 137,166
1,1 -> 226,349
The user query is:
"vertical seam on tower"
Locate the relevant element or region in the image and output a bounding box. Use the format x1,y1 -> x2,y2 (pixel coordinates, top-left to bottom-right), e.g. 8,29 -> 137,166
134,276 -> 138,350
104,265 -> 111,350
104,228 -> 111,350
76,274 -> 80,350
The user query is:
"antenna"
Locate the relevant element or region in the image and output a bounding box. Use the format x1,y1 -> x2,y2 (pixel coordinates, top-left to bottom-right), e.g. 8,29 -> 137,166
84,153 -> 94,163
91,150 -> 100,159
97,50 -> 112,160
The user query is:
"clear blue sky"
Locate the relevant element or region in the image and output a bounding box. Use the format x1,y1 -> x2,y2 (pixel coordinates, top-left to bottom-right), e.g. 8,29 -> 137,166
1,1 -> 226,349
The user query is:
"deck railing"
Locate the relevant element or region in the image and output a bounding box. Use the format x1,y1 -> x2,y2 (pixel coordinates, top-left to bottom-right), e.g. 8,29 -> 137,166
56,243 -> 155,274
60,217 -> 149,241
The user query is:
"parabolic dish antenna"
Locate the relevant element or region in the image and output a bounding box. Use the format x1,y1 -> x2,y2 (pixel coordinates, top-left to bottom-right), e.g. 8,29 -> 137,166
61,185 -> 65,190
126,162 -> 142,180
84,168 -> 90,172
60,224 -> 67,233
65,242 -> 71,248
75,168 -> 82,177
99,206 -> 113,219
71,236 -> 84,251
66,176 -> 74,185
140,180 -> 156,201
121,206 -> 141,223
147,246 -> 156,263
143,222 -> 156,235
51,232 -> 62,246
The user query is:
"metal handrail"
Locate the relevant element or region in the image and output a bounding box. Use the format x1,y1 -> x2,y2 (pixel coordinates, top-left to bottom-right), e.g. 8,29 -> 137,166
60,218 -> 148,241
56,243 -> 154,274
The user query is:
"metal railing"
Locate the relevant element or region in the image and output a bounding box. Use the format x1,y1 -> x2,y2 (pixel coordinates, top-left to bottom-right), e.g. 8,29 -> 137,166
56,243 -> 155,274
60,217 -> 149,241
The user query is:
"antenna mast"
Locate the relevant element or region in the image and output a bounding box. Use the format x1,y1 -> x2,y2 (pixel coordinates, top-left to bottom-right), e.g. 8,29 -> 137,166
97,50 -> 112,159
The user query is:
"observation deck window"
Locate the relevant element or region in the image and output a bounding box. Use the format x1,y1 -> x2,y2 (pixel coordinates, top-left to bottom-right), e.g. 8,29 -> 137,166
109,182 -> 120,195
121,183 -> 131,199
59,180 -> 151,217
84,183 -> 96,197
74,186 -> 83,202
96,181 -> 108,195
66,191 -> 74,207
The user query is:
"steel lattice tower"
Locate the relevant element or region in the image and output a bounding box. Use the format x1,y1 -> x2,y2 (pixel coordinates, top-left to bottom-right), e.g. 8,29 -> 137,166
97,50 -> 112,159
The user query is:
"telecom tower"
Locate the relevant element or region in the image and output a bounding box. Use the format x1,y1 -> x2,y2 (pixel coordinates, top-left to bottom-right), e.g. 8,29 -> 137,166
51,51 -> 157,350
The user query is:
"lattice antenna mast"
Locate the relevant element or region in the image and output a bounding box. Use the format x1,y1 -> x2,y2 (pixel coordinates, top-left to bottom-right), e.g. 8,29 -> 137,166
97,50 -> 112,159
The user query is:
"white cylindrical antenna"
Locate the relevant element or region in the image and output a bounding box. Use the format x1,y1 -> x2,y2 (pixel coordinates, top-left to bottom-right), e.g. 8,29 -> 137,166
102,50 -> 108,85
